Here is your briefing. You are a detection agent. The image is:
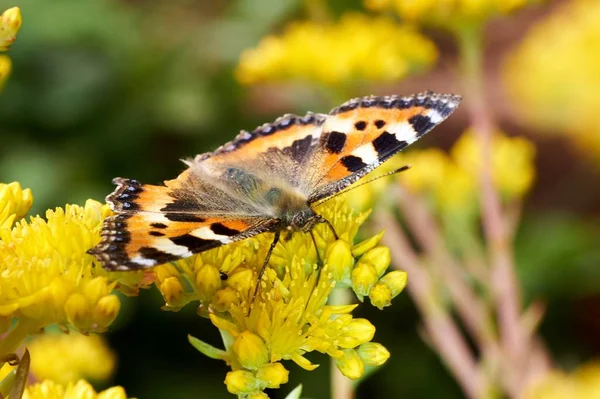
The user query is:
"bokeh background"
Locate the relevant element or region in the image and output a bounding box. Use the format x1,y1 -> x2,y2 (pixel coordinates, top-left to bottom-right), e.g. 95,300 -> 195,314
2,0 -> 600,397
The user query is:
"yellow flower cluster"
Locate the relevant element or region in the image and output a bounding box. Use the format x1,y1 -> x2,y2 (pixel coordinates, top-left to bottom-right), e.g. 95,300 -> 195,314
365,0 -> 530,26
22,380 -> 129,399
398,129 -> 535,213
156,198 -> 402,397
29,332 -> 116,385
503,0 -> 600,162
524,362 -> 600,399
0,199 -> 120,335
235,13 -> 437,85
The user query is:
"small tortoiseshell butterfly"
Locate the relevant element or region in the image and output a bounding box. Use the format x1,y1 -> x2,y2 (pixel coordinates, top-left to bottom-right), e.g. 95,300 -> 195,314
90,91 -> 461,272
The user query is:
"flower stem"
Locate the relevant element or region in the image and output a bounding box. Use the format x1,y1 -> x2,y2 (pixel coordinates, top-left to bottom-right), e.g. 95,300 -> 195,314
330,287 -> 354,399
456,22 -> 527,396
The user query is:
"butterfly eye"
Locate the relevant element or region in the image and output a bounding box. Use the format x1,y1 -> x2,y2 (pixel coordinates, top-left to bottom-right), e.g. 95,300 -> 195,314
265,187 -> 281,205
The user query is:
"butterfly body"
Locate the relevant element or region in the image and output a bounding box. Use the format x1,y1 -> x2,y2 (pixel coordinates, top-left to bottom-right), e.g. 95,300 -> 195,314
90,91 -> 461,271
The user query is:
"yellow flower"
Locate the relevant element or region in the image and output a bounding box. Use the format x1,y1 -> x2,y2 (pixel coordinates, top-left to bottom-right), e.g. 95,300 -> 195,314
0,188 -> 149,359
235,13 -> 437,85
397,129 -> 535,213
22,380 -> 130,399
524,362 -> 600,399
175,198 -> 402,396
0,182 -> 33,229
0,7 -> 22,51
451,129 -> 536,200
503,0 -> 600,164
28,332 -> 116,385
365,0 -> 531,27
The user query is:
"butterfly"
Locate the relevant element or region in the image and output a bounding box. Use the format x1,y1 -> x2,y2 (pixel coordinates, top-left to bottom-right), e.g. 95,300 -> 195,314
89,91 -> 461,274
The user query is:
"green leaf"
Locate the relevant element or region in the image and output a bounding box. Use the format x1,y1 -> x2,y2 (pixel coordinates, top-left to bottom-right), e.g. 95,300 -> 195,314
284,384 -> 303,399
188,335 -> 229,361
9,349 -> 30,399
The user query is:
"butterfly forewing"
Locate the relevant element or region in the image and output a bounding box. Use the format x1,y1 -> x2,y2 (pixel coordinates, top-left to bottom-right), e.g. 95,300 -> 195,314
306,92 -> 461,203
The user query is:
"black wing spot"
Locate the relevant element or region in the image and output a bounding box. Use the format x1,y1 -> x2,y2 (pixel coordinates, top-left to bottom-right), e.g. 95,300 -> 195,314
341,155 -> 367,172
138,247 -> 173,264
151,222 -> 168,229
325,131 -> 347,154
408,114 -> 435,136
354,121 -> 367,131
372,131 -> 405,156
171,234 -> 221,252
375,120 -> 386,129
150,231 -> 165,237
211,222 -> 241,236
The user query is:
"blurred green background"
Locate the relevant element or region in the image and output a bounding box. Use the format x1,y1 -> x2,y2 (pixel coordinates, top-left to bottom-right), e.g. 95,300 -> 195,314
2,0 -> 600,397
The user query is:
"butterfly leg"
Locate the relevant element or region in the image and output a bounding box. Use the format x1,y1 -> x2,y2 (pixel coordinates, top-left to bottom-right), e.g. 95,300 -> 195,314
309,230 -> 323,266
250,231 -> 281,307
322,217 -> 339,240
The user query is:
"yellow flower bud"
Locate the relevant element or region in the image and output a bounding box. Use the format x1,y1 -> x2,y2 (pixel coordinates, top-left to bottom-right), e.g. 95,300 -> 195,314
351,263 -> 378,300
83,277 -> 111,303
212,287 -> 238,312
49,278 -> 72,310
340,318 -> 376,347
232,331 -> 269,370
358,342 -> 390,366
225,370 -> 259,394
65,293 -> 91,330
336,349 -> 365,380
325,240 -> 354,282
195,264 -> 222,302
227,267 -> 254,294
0,55 -> 11,90
351,231 -> 384,257
160,276 -> 185,307
369,282 -> 393,310
256,362 -> 289,389
359,246 -> 391,277
97,386 -> 128,399
93,295 -> 121,329
0,7 -> 22,51
379,270 -> 408,297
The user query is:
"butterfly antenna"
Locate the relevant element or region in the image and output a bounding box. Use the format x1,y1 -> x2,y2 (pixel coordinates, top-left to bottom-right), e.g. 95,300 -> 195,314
249,231 -> 281,314
315,165 -> 411,206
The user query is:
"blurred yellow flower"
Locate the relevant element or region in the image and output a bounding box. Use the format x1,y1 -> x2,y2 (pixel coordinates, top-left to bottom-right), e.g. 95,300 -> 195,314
0,54 -> 11,89
503,0 -> 600,163
398,129 -> 535,213
524,362 -> 600,399
0,7 -> 21,51
29,332 -> 116,385
22,380 -> 129,399
169,198 -> 397,396
235,13 -> 437,85
451,129 -> 536,200
365,0 -> 530,26
0,182 -> 33,229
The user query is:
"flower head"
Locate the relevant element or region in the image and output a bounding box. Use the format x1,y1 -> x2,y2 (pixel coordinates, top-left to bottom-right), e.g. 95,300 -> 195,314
236,13 -> 437,85
29,332 -> 116,385
503,0 -> 600,163
524,362 -> 600,399
161,197 -> 399,396
22,380 -> 130,399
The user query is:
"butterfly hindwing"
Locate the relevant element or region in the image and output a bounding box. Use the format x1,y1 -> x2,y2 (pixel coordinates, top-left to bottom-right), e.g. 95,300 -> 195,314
90,178 -> 275,270
307,92 -> 461,202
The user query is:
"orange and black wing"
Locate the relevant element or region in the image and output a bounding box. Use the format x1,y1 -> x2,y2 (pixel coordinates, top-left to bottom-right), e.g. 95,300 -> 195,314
89,178 -> 276,271
305,91 -> 462,203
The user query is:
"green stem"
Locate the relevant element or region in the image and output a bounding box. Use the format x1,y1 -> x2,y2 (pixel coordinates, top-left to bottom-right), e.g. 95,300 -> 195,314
329,288 -> 354,399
